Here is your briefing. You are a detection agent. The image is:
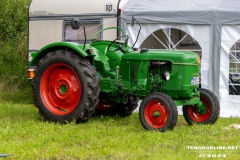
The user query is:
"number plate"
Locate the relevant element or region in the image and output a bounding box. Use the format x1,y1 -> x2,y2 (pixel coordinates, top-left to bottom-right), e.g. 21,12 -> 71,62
191,77 -> 200,85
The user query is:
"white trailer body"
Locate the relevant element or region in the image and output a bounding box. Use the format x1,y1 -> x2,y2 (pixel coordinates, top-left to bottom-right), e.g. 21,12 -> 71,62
28,0 -> 123,62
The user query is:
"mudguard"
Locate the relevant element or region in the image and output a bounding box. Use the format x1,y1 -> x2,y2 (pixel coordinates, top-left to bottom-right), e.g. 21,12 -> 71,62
29,42 -> 89,66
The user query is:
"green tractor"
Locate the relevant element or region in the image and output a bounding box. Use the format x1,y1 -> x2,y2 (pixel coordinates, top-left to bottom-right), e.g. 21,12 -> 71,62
28,19 -> 220,132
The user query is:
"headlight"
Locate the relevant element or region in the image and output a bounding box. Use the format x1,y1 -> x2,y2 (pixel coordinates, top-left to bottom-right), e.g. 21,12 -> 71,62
161,71 -> 170,81
196,56 -> 201,64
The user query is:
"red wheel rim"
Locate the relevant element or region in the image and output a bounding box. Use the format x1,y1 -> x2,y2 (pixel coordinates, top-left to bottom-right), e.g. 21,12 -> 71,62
144,100 -> 168,128
187,96 -> 211,123
40,63 -> 81,115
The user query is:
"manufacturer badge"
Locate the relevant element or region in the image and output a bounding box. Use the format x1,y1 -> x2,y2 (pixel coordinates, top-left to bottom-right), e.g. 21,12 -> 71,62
105,3 -> 113,12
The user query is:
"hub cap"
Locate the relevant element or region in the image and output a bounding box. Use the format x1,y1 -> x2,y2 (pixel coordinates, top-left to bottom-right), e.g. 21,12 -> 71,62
188,97 -> 211,122
144,100 -> 168,128
40,63 -> 81,115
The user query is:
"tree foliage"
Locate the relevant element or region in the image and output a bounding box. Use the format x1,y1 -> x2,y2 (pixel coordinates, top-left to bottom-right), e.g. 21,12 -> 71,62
0,0 -> 30,91
0,0 -> 29,41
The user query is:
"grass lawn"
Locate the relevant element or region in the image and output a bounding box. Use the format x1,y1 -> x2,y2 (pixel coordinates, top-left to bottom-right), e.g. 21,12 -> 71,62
0,91 -> 240,159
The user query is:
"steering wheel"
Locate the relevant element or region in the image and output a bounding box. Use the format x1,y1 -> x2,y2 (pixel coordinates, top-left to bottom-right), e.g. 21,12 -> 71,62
107,35 -> 129,53
92,27 -> 125,42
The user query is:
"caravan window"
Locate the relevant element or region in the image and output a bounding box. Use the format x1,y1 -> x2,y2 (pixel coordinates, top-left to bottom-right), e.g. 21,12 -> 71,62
229,40 -> 240,95
64,20 -> 102,43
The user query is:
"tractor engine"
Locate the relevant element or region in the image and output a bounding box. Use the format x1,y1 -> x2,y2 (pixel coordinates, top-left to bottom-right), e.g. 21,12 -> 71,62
148,61 -> 171,93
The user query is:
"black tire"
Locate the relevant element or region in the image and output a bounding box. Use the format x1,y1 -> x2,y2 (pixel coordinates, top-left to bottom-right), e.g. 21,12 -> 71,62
31,50 -> 100,123
183,88 -> 220,125
139,93 -> 178,132
117,103 -> 138,117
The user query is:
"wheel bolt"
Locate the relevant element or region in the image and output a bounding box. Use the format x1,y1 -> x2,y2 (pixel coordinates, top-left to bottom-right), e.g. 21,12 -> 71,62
69,76 -> 73,81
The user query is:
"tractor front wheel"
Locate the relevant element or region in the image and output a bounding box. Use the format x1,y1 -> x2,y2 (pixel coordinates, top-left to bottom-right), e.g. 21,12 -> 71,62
139,93 -> 178,132
32,50 -> 100,123
182,88 -> 220,125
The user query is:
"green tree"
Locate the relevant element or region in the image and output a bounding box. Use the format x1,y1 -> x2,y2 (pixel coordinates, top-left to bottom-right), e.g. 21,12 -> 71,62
0,0 -> 29,41
0,0 -> 30,91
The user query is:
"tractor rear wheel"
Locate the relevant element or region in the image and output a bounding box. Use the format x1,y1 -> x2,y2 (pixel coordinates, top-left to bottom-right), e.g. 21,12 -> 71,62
31,50 -> 100,123
139,93 -> 178,132
182,88 -> 220,125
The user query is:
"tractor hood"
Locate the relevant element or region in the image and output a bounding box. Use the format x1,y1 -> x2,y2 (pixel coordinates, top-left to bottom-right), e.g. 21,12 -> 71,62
122,50 -> 200,65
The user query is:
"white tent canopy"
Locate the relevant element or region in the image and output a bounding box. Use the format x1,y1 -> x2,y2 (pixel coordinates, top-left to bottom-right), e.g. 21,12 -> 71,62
121,0 -> 240,117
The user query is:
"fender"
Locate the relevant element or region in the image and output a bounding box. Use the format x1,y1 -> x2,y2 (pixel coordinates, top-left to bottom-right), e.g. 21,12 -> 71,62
29,42 -> 90,66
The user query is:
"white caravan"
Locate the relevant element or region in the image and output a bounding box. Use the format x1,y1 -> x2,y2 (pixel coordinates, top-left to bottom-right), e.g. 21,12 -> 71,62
28,0 -> 127,62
